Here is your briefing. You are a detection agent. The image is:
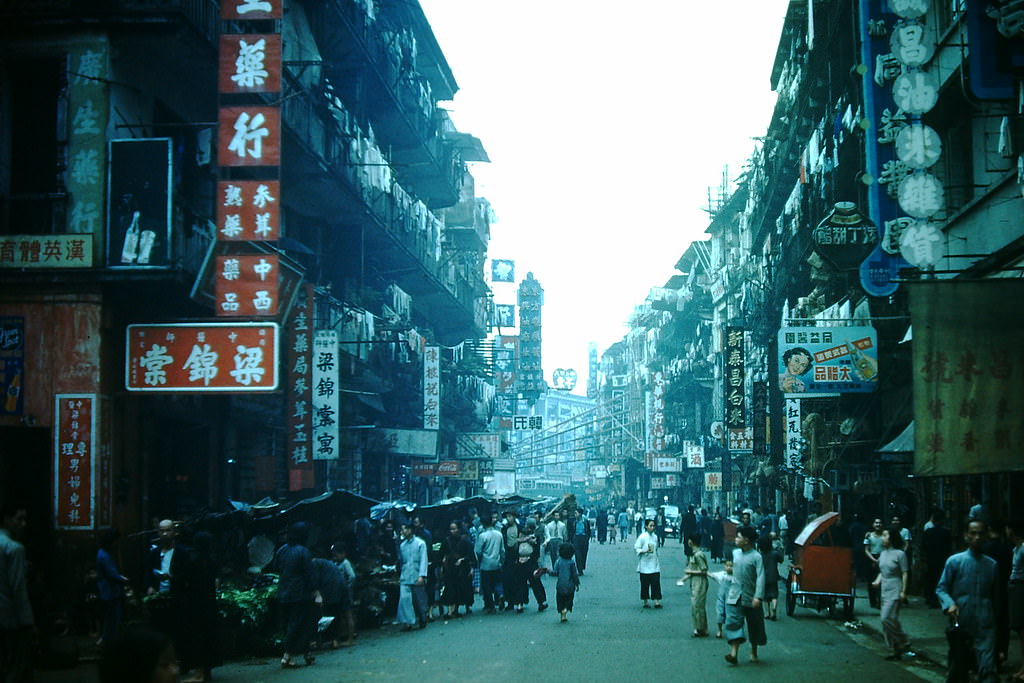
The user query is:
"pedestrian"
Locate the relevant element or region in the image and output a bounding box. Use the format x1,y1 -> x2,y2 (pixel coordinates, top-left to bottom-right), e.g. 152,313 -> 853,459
554,542 -> 580,623
474,515 -> 504,614
1007,518 -> 1024,682
635,518 -> 663,609
923,508 -> 952,609
724,526 -> 766,666
96,528 -> 130,650
544,511 -> 568,571
276,521 -> 320,668
864,517 -> 885,609
778,510 -> 790,558
936,518 -> 999,683
758,534 -> 782,621
872,526 -> 914,661
518,520 -> 548,612
654,509 -> 668,548
617,509 -> 630,543
397,521 -> 429,630
571,511 -> 591,574
681,505 -> 698,554
98,625 -> 179,683
597,508 -> 608,544
0,503 -> 34,681
177,531 -> 220,682
982,518 -> 1013,667
678,534 -> 710,637
708,559 -> 737,639
441,522 -> 474,618
321,542 -> 355,646
607,511 -> 617,544
710,511 -> 725,561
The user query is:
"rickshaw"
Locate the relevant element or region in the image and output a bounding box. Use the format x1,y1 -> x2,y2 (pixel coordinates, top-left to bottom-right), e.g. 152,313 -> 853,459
785,511 -> 856,620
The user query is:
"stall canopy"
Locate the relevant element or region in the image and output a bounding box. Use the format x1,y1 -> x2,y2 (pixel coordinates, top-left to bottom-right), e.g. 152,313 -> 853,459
794,511 -> 841,547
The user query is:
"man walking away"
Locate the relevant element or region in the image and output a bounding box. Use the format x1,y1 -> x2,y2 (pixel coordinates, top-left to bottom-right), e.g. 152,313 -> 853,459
474,516 -> 505,614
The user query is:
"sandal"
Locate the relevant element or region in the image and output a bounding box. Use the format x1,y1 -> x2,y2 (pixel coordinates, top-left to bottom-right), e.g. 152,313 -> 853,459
281,658 -> 300,669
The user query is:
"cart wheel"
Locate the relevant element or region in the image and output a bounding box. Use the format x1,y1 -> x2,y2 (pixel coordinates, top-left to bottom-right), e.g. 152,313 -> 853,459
786,588 -> 796,617
842,597 -> 854,621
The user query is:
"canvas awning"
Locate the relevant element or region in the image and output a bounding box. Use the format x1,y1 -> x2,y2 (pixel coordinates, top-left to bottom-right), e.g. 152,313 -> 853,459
878,421 -> 914,454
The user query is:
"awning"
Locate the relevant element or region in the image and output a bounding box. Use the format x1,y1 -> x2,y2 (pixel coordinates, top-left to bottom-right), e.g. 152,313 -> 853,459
445,132 -> 490,162
878,421 -> 914,454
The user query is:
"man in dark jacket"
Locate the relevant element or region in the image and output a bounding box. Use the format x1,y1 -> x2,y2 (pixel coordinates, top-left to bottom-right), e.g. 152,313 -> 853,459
277,522 -> 321,668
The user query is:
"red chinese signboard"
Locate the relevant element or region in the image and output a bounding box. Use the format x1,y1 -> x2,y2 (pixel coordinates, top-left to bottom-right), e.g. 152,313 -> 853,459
125,323 -> 279,392
214,254 -> 279,317
287,286 -> 314,490
218,106 -> 280,167
216,181 -> 280,242
219,34 -> 281,94
220,0 -> 282,20
54,394 -> 96,529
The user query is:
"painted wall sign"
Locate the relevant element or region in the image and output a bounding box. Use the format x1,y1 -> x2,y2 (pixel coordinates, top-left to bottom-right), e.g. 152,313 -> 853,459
0,234 -> 93,269
54,394 -> 96,529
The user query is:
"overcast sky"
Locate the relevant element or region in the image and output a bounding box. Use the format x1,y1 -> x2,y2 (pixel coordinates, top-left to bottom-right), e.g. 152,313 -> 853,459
419,1 -> 790,394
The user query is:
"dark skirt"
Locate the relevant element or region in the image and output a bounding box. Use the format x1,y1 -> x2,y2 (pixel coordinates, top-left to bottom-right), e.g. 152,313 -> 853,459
1009,582 -> 1024,631
442,565 -> 474,606
556,589 -> 575,613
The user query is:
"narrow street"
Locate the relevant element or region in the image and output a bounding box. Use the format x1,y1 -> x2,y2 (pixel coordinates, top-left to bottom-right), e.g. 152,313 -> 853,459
66,540 -> 945,683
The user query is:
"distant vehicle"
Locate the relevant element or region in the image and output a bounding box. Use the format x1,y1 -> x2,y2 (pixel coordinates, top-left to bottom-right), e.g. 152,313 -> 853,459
662,505 -> 681,538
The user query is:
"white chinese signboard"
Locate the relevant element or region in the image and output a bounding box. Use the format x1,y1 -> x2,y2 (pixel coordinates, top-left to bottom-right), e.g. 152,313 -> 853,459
0,234 -> 93,268
705,471 -> 723,492
54,394 -> 96,529
686,444 -> 705,468
312,330 -> 339,460
423,345 -> 440,430
125,323 -> 278,391
784,399 -> 804,471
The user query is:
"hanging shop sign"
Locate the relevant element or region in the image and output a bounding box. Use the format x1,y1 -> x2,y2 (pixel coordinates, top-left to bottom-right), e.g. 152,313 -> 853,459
646,454 -> 681,473
0,234 -> 93,269
728,427 -> 753,452
214,254 -> 279,317
784,399 -> 805,471
218,106 -> 280,167
311,330 -> 339,461
491,259 -> 515,283
216,180 -> 280,242
218,34 -> 281,94
286,286 -> 314,490
221,0 -> 282,20
686,444 -> 705,468
67,40 -> 109,266
54,394 -> 96,529
812,202 -> 879,270
777,326 -> 878,395
512,415 -> 543,430
423,345 -> 440,430
752,381 -> 768,458
911,280 -> 1024,476
380,428 -> 439,458
724,327 -> 745,430
125,322 -> 279,391
704,471 -> 723,492
494,303 -> 515,328
457,432 -> 501,460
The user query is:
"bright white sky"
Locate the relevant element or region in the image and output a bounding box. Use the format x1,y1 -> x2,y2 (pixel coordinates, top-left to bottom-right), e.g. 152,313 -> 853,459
420,1 -> 790,394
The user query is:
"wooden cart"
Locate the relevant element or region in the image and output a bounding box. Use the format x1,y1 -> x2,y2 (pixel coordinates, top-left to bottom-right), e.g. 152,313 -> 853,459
785,511 -> 857,620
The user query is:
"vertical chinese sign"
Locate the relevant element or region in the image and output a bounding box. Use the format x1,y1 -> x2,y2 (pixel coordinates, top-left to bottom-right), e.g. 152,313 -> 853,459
784,399 -> 804,472
215,254 -> 279,317
724,326 -> 746,445
493,336 -> 517,430
67,40 -> 108,263
1,317 -> 24,416
287,286 -> 314,490
646,370 -> 666,458
312,330 -> 339,461
423,345 -> 440,430
54,394 -> 96,530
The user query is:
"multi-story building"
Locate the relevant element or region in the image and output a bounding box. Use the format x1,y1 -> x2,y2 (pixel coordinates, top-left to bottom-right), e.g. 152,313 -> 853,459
0,0 -> 493,591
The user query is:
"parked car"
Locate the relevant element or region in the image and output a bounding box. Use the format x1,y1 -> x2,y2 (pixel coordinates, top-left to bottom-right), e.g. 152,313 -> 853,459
661,505 -> 681,538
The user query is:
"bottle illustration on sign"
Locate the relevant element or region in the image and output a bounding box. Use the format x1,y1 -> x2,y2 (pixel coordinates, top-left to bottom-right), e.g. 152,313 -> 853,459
846,340 -> 878,381
5,368 -> 21,413
120,211 -> 157,265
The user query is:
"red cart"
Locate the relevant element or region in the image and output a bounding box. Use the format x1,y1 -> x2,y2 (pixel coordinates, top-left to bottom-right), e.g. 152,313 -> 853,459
785,511 -> 857,620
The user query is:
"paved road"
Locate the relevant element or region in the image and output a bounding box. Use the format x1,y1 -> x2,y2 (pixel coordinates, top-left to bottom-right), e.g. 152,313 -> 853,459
38,538 -> 946,682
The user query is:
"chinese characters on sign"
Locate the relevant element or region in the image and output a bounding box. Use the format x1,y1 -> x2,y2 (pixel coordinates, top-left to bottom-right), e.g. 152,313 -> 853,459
704,471 -> 722,492
214,254 -> 279,317
646,371 -> 667,452
221,0 -> 282,19
686,444 -> 705,468
1,317 -> 25,416
287,287 -> 314,489
724,326 -> 745,431
0,235 -> 93,269
218,106 -> 280,167
311,330 -> 339,461
646,454 -> 681,473
67,41 -> 108,267
784,399 -> 805,471
54,395 -> 95,529
423,345 -> 440,430
125,323 -> 278,391
219,34 -> 281,94
728,427 -> 753,452
512,416 -> 543,430
216,181 -> 280,242
778,326 -> 879,395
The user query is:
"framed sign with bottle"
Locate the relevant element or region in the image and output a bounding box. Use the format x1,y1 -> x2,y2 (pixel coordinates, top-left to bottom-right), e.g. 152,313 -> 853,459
777,326 -> 879,395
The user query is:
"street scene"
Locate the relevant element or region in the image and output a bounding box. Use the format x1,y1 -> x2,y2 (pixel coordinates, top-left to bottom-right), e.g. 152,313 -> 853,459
2,0 -> 1024,682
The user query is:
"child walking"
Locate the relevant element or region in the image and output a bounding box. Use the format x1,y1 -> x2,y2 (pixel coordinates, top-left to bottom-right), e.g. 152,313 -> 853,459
554,542 -> 580,623
678,534 -> 710,637
708,558 -> 736,639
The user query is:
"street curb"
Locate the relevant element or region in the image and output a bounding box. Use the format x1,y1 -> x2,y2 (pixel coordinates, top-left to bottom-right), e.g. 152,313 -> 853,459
841,614 -> 944,669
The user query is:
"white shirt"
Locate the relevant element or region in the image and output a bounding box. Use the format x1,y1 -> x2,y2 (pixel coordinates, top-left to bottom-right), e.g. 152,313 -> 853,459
635,531 -> 660,574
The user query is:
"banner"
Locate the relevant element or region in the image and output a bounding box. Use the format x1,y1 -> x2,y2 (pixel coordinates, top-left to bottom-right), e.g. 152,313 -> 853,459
287,286 -> 314,490
423,345 -> 440,429
724,326 -> 745,428
784,399 -> 804,471
54,394 -> 96,529
777,326 -> 878,395
911,280 -> 1024,475
312,330 -> 339,460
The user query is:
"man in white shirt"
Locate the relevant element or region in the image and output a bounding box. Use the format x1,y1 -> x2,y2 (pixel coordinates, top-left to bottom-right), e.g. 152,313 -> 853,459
544,511 -> 568,570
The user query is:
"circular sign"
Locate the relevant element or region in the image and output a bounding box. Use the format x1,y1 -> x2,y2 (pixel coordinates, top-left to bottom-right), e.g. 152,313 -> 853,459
895,123 -> 942,169
888,0 -> 928,19
899,220 -> 944,268
890,21 -> 935,67
551,368 -> 578,391
898,173 -> 945,218
893,71 -> 939,114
